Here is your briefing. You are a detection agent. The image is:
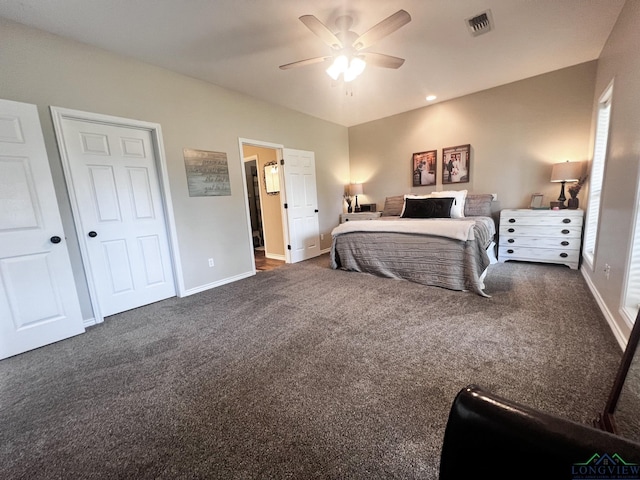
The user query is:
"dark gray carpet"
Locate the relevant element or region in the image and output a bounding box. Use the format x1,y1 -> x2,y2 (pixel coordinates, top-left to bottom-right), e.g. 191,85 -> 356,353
0,255 -> 622,479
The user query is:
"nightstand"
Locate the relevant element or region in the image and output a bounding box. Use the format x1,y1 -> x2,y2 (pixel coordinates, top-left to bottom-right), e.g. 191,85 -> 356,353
498,209 -> 584,269
339,212 -> 382,223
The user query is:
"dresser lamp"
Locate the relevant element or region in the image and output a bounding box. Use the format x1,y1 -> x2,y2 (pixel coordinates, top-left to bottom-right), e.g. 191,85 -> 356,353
349,183 -> 364,212
550,161 -> 582,209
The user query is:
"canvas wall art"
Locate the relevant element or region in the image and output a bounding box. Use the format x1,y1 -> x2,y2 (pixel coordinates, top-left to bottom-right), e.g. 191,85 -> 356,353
183,148 -> 231,197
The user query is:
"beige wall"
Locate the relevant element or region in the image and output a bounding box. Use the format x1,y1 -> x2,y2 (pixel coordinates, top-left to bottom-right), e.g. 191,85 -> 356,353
4,7 -> 636,341
582,0 -> 640,342
0,18 -> 349,319
348,62 -> 597,216
242,145 -> 285,257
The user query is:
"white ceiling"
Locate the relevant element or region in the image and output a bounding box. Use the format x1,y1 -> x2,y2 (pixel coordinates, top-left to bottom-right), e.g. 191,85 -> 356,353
0,0 -> 625,127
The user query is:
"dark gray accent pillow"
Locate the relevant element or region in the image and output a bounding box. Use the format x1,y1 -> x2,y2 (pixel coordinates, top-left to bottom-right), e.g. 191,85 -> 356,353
464,194 -> 493,216
381,195 -> 404,216
401,197 -> 454,219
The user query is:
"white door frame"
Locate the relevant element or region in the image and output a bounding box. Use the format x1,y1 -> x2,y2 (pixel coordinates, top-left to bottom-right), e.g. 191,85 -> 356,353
51,107 -> 184,324
237,138 -> 292,263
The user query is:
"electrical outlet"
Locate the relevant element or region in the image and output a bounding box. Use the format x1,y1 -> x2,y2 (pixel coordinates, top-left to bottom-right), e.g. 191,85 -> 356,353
320,233 -> 324,241
208,258 -> 215,267
604,263 -> 611,279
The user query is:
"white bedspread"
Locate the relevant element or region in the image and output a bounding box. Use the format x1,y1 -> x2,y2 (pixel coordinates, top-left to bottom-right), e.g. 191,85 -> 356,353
331,218 -> 477,241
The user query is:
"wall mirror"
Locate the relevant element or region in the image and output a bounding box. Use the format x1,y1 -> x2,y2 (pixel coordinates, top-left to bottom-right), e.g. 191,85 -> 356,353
264,161 -> 280,195
597,309 -> 640,443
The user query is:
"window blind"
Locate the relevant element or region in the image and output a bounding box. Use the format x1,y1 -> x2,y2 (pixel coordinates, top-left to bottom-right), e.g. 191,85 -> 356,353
583,86 -> 612,267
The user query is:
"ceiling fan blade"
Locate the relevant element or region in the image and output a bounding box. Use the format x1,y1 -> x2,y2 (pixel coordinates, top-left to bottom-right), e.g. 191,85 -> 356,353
279,56 -> 331,70
299,15 -> 343,50
360,52 -> 405,69
352,10 -> 411,50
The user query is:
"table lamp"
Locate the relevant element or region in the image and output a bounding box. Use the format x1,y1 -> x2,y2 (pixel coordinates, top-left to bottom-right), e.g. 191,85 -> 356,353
550,161 -> 582,209
349,183 -> 363,212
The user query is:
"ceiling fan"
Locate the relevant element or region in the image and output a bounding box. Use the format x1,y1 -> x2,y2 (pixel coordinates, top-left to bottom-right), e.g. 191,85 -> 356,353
279,10 -> 411,82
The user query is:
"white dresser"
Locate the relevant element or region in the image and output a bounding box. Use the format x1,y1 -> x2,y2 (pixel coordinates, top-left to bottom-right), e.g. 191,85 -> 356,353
498,209 -> 584,269
339,211 -> 382,223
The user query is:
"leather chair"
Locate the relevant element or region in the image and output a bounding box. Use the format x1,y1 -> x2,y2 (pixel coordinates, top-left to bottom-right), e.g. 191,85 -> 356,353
439,385 -> 640,479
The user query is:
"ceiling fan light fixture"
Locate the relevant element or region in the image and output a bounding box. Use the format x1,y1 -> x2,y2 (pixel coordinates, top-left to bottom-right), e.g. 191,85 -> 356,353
326,55 -> 367,82
326,55 -> 349,80
284,11 -> 410,82
351,57 -> 367,74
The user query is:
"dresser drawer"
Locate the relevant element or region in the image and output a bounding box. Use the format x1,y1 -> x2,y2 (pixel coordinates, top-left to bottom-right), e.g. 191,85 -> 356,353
499,225 -> 582,238
340,212 -> 382,223
499,236 -> 581,250
498,246 -> 580,266
500,213 -> 583,227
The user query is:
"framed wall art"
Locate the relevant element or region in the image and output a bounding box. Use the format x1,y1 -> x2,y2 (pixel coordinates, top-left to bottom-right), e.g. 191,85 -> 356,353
412,150 -> 437,186
183,148 -> 231,197
442,144 -> 470,184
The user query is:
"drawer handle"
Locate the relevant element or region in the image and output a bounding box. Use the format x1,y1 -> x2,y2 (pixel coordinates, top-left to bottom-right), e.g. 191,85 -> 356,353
508,218 -> 516,223
508,228 -> 515,233
507,249 -> 514,254
508,238 -> 515,243
560,253 -> 568,258
561,241 -> 569,246
562,218 -> 571,224
561,229 -> 570,234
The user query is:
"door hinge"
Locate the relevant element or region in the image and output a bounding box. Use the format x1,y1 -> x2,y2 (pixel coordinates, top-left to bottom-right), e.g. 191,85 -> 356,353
287,245 -> 291,250
284,203 -> 288,209
280,159 -> 285,165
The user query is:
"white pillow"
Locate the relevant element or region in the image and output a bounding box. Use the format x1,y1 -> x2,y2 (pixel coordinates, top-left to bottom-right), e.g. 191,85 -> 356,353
429,190 -> 467,218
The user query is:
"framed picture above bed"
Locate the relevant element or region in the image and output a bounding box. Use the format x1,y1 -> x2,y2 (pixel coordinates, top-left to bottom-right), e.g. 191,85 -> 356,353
442,144 -> 470,184
412,150 -> 437,186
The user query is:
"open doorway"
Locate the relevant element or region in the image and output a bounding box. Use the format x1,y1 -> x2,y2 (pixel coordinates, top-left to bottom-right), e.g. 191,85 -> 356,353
242,145 -> 286,271
239,138 -> 321,270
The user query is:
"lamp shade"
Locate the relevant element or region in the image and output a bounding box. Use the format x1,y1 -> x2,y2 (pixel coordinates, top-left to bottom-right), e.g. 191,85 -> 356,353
551,161 -> 582,183
349,183 -> 363,196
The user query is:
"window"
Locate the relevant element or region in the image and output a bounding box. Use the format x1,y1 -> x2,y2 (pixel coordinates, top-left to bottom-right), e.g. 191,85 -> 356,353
623,192 -> 640,323
583,83 -> 613,268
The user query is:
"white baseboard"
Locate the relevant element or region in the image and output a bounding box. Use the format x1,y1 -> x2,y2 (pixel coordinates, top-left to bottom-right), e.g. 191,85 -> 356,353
321,247 -> 331,255
581,266 -> 626,351
181,271 -> 255,297
266,253 -> 286,261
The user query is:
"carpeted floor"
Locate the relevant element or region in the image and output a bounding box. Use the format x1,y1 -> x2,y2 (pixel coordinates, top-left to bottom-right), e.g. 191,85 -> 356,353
0,254 -> 623,479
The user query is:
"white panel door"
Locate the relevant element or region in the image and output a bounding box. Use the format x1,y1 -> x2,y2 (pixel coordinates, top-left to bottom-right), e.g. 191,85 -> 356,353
56,118 -> 176,317
0,99 -> 84,360
282,148 -> 320,263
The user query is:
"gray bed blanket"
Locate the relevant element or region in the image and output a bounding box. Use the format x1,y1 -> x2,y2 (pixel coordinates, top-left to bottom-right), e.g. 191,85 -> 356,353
330,216 -> 495,296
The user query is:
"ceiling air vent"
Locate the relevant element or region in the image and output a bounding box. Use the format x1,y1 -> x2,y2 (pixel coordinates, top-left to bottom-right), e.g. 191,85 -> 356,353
466,10 -> 493,37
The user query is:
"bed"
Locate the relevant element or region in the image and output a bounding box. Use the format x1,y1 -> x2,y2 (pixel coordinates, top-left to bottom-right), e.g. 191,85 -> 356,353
330,192 -> 496,297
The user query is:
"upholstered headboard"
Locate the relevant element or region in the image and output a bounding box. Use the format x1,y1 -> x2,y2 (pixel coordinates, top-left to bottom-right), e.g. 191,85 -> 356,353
381,193 -> 494,217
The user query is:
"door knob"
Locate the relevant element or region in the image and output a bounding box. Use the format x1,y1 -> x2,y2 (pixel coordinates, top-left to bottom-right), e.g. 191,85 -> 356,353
50,236 -> 62,244
88,231 -> 98,238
